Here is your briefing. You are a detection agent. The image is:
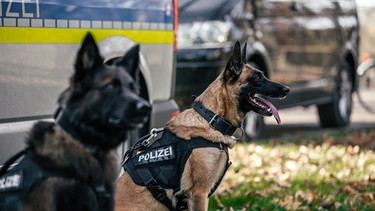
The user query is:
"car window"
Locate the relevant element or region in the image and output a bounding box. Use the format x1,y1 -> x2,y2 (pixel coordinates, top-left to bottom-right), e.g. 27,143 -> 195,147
178,0 -> 236,22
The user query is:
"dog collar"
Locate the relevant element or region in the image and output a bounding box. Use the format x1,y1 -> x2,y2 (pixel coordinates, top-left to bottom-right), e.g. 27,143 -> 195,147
193,101 -> 237,136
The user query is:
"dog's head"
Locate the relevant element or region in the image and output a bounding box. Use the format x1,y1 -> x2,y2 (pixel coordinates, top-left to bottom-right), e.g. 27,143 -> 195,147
57,33 -> 151,148
223,41 -> 290,124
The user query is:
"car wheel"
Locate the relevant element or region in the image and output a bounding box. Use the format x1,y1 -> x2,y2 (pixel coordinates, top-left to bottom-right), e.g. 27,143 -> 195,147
317,63 -> 353,127
243,112 -> 265,141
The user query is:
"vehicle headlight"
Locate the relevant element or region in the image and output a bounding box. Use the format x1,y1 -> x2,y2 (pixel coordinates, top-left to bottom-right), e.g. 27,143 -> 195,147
178,21 -> 231,48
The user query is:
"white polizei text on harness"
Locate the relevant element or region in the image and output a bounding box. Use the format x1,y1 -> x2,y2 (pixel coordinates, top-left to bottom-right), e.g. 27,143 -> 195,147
136,145 -> 175,165
0,171 -> 23,192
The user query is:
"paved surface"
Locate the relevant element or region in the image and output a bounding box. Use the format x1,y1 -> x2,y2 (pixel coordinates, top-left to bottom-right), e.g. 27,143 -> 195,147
263,90 -> 375,139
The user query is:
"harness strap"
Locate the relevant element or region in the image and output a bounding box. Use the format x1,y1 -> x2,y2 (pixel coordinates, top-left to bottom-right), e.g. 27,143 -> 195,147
0,150 -> 74,208
0,148 -> 27,176
0,148 -> 112,210
208,146 -> 231,197
137,168 -> 176,210
193,101 -> 237,136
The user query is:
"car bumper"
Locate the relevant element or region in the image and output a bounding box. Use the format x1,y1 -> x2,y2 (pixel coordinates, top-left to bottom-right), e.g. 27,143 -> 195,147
150,99 -> 180,128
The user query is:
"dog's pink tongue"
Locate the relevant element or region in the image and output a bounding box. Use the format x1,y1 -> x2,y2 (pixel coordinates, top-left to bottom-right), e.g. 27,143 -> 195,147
256,97 -> 281,125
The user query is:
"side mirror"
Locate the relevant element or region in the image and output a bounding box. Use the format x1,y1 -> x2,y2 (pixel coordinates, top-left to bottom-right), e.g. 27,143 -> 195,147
231,0 -> 255,21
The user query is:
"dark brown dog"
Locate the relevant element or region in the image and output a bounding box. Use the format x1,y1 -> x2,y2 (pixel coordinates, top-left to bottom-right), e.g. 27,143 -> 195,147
0,33 -> 151,211
115,41 -> 289,211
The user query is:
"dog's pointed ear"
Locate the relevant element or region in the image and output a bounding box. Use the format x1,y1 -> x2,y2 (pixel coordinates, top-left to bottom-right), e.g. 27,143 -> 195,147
113,45 -> 140,79
224,41 -> 244,83
75,33 -> 102,71
242,42 -> 247,63
71,32 -> 103,88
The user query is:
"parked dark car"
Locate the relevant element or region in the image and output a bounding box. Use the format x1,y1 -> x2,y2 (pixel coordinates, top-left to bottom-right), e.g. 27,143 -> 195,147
175,0 -> 359,140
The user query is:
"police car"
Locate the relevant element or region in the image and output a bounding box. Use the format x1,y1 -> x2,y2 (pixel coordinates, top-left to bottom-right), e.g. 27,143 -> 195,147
0,0 -> 179,163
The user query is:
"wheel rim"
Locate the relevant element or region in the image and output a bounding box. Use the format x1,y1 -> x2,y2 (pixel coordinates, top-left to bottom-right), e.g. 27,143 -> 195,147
338,70 -> 352,120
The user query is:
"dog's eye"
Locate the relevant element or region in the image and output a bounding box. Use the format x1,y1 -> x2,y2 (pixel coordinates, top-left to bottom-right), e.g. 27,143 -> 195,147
104,81 -> 119,91
254,74 -> 261,82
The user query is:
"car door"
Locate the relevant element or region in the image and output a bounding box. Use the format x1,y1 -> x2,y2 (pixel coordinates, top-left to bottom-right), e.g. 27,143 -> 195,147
296,0 -> 340,103
253,0 -> 303,107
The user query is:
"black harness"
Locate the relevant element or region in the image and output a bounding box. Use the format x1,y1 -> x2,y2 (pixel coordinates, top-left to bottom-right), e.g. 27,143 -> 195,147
0,149 -> 66,210
0,139 -> 111,211
122,101 -> 237,210
123,129 -> 231,210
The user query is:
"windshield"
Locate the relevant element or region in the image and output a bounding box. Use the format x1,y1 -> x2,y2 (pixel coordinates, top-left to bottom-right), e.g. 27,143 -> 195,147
178,0 -> 235,22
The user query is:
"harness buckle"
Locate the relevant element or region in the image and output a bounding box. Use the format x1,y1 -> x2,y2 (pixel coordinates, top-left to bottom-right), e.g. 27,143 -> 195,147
141,127 -> 165,147
141,135 -> 153,147
122,127 -> 166,165
208,114 -> 218,125
231,127 -> 244,141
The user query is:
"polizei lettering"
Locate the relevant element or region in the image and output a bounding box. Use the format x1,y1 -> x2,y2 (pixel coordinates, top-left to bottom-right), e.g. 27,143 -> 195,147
135,145 -> 174,165
0,171 -> 23,192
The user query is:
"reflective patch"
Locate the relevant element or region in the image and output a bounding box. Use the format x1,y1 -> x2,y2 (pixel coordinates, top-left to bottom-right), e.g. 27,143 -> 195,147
135,145 -> 175,166
0,171 -> 23,192
0,28 -> 174,44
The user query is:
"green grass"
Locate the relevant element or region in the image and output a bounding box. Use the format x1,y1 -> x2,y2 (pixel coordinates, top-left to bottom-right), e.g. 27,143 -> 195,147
208,128 -> 375,210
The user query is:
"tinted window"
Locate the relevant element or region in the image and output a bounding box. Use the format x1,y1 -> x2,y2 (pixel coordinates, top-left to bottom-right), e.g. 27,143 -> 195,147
178,0 -> 236,22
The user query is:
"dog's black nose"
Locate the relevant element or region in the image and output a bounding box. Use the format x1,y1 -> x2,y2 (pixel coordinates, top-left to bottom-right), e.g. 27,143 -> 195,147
283,86 -> 290,94
283,86 -> 290,95
136,100 -> 152,114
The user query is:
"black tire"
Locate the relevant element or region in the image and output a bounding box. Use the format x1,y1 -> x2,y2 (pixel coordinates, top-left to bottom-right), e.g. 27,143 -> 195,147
317,63 -> 353,127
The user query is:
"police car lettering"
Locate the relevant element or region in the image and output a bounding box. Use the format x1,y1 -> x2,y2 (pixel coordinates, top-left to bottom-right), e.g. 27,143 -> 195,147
136,145 -> 174,165
0,171 -> 23,192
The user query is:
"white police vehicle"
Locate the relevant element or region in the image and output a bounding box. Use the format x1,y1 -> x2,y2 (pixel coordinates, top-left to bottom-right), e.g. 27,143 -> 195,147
0,0 -> 179,163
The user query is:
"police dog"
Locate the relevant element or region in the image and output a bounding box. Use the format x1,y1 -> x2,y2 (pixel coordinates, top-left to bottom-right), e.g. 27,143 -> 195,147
115,42 -> 290,210
0,33 -> 151,211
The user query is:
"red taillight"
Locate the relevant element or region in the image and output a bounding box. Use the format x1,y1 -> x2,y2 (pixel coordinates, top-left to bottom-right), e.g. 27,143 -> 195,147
173,0 -> 178,52
362,52 -> 371,62
171,111 -> 180,117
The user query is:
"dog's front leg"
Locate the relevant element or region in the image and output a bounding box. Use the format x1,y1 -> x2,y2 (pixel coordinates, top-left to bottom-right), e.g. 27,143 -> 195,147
187,189 -> 209,211
182,148 -> 227,211
182,158 -> 210,211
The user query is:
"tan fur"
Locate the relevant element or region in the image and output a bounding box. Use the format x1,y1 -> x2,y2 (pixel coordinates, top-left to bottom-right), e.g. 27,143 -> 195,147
115,60 -> 258,210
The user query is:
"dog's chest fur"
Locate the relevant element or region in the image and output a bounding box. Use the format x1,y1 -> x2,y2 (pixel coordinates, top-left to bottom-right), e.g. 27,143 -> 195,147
24,121 -> 119,210
28,121 -> 119,183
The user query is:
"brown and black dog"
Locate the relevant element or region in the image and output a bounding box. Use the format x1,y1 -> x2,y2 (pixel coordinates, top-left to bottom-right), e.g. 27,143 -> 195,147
115,41 -> 289,211
0,33 -> 151,211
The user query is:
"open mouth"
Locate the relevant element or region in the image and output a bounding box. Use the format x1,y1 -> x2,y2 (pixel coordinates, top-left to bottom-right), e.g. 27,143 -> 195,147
248,93 -> 281,124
